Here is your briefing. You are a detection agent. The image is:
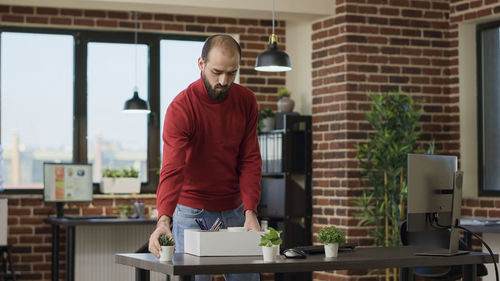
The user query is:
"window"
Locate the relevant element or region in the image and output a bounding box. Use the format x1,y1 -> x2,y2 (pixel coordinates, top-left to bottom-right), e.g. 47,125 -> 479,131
478,22 -> 500,195
160,39 -> 204,152
87,42 -> 149,183
0,27 -> 207,192
1,32 -> 74,189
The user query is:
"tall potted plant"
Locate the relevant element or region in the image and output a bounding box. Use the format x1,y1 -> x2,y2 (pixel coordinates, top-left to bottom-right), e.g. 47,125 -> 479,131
355,91 -> 428,281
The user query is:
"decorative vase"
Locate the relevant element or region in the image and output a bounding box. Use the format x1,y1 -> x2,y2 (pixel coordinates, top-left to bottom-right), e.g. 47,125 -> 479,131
273,244 -> 280,256
262,246 -> 277,262
159,246 -> 175,262
324,243 -> 339,258
277,97 -> 295,113
261,117 -> 275,132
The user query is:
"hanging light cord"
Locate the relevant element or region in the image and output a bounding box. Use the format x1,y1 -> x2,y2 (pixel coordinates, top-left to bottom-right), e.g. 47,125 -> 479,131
272,0 -> 275,35
134,11 -> 138,91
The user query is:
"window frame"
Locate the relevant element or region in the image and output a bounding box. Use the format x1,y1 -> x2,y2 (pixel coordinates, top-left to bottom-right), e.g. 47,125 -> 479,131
476,20 -> 500,196
0,25 -> 207,194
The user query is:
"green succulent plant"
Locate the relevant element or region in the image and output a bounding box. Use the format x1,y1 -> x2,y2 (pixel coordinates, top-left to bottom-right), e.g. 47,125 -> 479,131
277,87 -> 291,99
159,235 -> 175,246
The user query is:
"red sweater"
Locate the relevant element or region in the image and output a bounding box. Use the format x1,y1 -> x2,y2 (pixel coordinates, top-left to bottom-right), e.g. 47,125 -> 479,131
156,77 -> 262,218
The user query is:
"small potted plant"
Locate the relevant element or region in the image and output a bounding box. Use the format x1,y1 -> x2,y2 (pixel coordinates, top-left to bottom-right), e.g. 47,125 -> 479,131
117,203 -> 132,219
159,235 -> 175,262
317,226 -> 346,258
259,227 -> 282,262
258,107 -> 275,133
100,167 -> 140,193
277,87 -> 294,113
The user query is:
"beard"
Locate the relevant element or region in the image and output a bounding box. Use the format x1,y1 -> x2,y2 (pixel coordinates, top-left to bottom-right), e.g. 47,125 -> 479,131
202,72 -> 231,100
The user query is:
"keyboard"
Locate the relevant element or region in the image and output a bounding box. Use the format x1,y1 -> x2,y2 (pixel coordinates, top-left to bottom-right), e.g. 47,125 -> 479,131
293,242 -> 357,254
63,215 -> 118,220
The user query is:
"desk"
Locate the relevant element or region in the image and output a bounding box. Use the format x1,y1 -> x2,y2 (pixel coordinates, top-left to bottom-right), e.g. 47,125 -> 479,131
115,246 -> 497,281
461,218 -> 500,247
45,217 -> 156,281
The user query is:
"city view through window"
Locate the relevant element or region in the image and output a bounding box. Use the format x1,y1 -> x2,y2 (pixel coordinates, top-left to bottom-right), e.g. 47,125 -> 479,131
1,32 -> 204,190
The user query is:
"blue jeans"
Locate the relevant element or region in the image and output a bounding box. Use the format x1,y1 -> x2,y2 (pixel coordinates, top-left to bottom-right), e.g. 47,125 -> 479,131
172,204 -> 260,281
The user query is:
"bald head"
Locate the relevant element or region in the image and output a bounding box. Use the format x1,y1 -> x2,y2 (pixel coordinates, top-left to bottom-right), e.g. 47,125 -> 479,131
201,34 -> 241,63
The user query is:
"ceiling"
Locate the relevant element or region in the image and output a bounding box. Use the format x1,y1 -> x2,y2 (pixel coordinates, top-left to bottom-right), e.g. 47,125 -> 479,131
2,0 -> 335,21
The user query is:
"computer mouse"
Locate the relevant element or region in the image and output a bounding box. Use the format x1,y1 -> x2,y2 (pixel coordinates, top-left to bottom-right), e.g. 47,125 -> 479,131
283,248 -> 307,259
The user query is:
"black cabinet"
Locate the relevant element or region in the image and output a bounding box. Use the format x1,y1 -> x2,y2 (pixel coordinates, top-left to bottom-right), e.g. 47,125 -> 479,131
258,114 -> 312,281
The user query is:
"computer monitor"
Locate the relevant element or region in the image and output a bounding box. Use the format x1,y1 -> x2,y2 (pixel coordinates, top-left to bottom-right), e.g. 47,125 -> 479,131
407,154 -> 466,256
43,163 -> 93,217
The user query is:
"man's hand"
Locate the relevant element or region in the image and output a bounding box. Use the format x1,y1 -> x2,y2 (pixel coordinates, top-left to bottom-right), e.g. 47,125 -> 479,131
148,215 -> 173,258
243,210 -> 261,232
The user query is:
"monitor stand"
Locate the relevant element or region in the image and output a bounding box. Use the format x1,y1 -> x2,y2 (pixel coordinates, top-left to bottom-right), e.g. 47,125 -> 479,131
415,171 -> 469,257
56,202 -> 64,218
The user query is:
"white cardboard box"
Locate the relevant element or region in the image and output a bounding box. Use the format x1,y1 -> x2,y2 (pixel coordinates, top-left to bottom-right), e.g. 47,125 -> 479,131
0,199 -> 7,245
184,229 -> 263,256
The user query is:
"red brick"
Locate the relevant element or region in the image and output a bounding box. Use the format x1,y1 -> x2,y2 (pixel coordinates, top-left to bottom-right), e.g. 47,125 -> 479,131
37,7 -> 58,15
108,11 -> 129,19
2,15 -> 24,23
164,23 -> 183,31
61,9 -> 82,16
97,19 -> 118,27
50,17 -> 71,25
74,18 -> 94,26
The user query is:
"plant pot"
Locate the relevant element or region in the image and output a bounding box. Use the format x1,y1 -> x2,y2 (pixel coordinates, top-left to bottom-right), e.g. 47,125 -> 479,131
324,243 -> 339,258
277,97 -> 295,113
261,117 -> 275,132
262,246 -> 277,262
100,177 -> 140,193
273,244 -> 280,256
159,246 -> 175,262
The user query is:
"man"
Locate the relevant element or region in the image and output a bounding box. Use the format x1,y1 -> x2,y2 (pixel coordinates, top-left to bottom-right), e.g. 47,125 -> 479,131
148,34 -> 262,281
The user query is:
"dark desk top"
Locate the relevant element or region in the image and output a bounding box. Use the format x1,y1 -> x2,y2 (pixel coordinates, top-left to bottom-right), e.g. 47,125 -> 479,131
44,217 -> 156,226
115,246 -> 497,276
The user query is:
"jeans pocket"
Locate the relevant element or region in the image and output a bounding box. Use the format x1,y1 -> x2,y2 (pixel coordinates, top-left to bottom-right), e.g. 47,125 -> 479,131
176,204 -> 205,217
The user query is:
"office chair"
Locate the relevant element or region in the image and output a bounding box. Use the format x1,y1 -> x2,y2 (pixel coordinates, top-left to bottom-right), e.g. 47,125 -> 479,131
400,221 -> 487,280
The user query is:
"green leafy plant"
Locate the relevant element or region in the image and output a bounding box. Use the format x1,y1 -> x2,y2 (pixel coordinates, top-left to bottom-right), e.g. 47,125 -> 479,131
317,226 -> 346,245
102,167 -> 139,178
159,235 -> 175,246
354,91 -> 433,281
258,107 -> 275,119
259,227 -> 282,247
277,87 -> 291,99
117,203 -> 132,217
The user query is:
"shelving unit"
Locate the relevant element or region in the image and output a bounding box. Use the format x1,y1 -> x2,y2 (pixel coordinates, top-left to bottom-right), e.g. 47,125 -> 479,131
258,114 -> 312,281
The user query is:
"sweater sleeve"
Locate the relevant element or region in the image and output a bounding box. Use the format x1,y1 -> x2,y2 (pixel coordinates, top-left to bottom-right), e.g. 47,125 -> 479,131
156,100 -> 192,218
237,93 -> 262,214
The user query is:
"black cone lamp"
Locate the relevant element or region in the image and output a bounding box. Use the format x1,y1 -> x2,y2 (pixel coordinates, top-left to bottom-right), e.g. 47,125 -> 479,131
123,11 -> 150,114
255,0 -> 291,72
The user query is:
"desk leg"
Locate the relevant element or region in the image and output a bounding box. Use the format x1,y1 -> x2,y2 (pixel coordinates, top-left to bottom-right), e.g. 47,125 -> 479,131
399,268 -> 414,281
135,268 -> 150,281
180,275 -> 194,281
51,224 -> 59,281
67,226 -> 75,281
463,264 -> 477,281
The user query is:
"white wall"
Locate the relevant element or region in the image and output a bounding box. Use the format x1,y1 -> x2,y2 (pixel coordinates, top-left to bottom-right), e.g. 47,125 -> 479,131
286,20 -> 313,115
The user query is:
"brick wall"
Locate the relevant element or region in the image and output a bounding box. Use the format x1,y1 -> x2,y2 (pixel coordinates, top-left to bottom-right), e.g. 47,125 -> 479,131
310,0 -> 489,280
0,4 -> 286,281
4,194 -> 157,280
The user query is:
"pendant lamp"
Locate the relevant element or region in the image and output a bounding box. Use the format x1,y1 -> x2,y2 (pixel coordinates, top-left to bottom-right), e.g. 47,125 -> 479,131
123,11 -> 150,113
255,0 -> 291,72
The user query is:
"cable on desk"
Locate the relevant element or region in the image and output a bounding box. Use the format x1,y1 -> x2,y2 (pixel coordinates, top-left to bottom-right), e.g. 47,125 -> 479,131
429,213 -> 499,281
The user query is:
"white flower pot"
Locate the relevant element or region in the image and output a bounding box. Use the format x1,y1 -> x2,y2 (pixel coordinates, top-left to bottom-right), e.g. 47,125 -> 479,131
159,246 -> 174,262
262,246 -> 277,262
324,243 -> 339,258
